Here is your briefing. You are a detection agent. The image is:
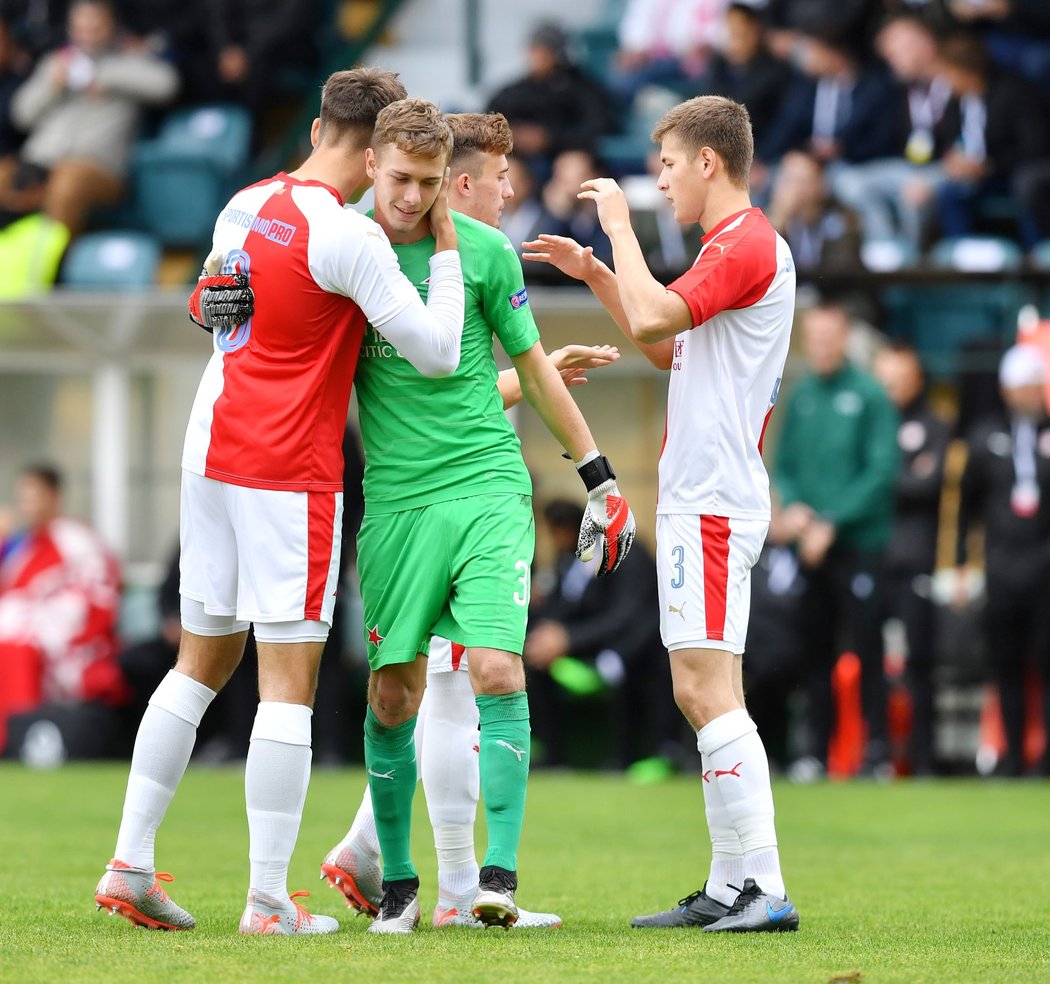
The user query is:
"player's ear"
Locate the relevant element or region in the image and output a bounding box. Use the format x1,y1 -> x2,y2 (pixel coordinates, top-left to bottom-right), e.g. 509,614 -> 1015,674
455,171 -> 471,197
309,118 -> 321,148
365,147 -> 378,180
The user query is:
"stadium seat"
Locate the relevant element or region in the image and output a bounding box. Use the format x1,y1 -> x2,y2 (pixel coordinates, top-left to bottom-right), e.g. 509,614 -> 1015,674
60,231 -> 161,290
1029,240 -> 1050,271
860,237 -> 919,273
133,104 -> 253,247
928,235 -> 1024,273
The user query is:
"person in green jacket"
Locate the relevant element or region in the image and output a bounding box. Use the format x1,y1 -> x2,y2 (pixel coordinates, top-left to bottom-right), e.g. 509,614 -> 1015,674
773,299 -> 900,779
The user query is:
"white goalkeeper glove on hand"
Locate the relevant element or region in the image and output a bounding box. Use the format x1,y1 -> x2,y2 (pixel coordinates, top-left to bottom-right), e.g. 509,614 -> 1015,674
575,452 -> 636,577
188,250 -> 254,333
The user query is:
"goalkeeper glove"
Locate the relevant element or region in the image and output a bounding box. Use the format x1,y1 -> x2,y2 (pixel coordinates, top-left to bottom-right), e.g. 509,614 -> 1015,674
188,250 -> 254,333
575,453 -> 636,577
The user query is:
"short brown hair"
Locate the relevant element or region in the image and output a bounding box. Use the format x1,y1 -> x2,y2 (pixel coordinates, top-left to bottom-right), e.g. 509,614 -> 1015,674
939,32 -> 988,77
372,98 -> 454,162
318,67 -> 407,147
447,113 -> 514,175
651,96 -> 754,187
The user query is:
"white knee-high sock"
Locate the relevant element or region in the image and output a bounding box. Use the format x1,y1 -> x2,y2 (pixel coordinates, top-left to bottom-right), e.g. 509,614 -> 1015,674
114,670 -> 216,871
696,708 -> 786,898
700,753 -> 745,906
245,702 -> 312,901
420,671 -> 480,900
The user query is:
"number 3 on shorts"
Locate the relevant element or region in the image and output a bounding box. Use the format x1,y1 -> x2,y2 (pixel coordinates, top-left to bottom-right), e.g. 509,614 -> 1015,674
670,545 -> 685,589
513,559 -> 530,606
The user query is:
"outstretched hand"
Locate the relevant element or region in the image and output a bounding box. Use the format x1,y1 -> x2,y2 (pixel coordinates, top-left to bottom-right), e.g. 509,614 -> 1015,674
522,234 -> 603,282
551,344 -> 620,388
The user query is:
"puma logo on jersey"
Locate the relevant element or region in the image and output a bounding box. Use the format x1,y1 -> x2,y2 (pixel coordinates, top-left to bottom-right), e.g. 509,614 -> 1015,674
367,768 -> 395,781
495,740 -> 526,762
503,243 -> 514,250
668,602 -> 687,620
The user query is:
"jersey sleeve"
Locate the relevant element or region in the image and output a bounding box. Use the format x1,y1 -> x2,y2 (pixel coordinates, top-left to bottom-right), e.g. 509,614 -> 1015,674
476,230 -> 541,357
667,223 -> 776,328
309,210 -> 419,328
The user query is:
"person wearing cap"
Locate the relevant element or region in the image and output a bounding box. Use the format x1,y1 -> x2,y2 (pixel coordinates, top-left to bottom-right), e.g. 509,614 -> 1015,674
956,344 -> 1050,776
486,21 -> 612,176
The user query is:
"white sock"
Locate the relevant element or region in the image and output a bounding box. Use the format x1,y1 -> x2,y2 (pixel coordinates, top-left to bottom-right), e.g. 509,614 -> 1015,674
114,670 -> 216,871
696,708 -> 786,899
335,785 -> 380,858
700,753 -> 744,907
245,701 -> 312,901
419,671 -> 480,901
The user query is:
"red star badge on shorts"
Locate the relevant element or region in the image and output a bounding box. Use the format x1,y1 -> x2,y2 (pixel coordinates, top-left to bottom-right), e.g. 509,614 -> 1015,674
367,624 -> 384,647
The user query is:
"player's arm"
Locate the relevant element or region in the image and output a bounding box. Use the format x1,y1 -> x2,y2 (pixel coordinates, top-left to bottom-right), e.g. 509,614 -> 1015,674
496,344 -> 619,410
577,178 -> 694,344
512,342 -> 635,576
523,235 -> 674,370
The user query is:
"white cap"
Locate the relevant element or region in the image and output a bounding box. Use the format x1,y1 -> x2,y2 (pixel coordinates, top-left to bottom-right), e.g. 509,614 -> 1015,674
999,345 -> 1046,389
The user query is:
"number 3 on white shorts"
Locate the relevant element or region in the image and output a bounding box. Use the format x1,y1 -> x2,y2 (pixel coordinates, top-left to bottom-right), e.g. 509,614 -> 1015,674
670,545 -> 685,589
513,559 -> 530,606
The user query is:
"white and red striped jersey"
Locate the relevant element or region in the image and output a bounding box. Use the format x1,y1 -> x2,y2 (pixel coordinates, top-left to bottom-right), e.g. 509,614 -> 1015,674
661,207 -> 795,519
182,172 -> 437,492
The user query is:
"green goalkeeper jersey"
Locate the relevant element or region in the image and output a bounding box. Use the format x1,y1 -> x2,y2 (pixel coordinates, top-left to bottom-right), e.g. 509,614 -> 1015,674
356,210 -> 540,515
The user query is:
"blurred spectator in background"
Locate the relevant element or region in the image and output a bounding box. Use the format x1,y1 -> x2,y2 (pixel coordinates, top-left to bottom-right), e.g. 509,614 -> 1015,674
698,2 -> 792,158
934,31 -> 1050,245
873,341 -> 951,776
200,0 -> 315,138
488,22 -> 612,178
760,26 -> 907,177
948,0 -> 1050,95
766,0 -> 882,61
0,16 -> 29,158
608,0 -> 730,105
766,149 -> 862,272
533,149 -> 614,270
0,463 -> 126,760
524,499 -> 676,771
774,301 -> 900,778
831,12 -> 952,248
1,0 -> 178,235
956,344 -> 1050,776
498,156 -> 544,258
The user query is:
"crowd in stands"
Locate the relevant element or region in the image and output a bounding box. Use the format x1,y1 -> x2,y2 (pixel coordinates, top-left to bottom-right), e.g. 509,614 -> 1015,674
488,1 -> 1050,275
0,0 -> 319,293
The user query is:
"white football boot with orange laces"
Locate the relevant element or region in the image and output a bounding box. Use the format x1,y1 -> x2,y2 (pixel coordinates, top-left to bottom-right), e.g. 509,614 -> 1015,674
238,889 -> 339,935
94,859 -> 196,930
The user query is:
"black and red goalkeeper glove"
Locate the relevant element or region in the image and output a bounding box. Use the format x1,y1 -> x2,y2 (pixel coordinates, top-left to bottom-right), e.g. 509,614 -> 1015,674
576,454 -> 636,577
188,258 -> 254,333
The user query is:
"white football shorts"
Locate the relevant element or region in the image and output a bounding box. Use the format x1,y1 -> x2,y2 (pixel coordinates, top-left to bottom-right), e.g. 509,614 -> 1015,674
179,469 -> 342,628
428,635 -> 468,674
656,513 -> 768,654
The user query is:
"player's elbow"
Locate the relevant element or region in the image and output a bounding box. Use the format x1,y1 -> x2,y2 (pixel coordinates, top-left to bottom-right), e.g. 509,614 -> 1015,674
416,350 -> 460,378
635,318 -> 670,345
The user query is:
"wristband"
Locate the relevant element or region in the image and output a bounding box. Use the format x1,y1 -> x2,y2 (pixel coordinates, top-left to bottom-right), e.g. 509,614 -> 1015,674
576,454 -> 616,493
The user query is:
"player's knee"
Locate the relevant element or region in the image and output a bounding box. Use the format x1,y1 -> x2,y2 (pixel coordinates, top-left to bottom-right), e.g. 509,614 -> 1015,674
470,651 -> 525,696
673,679 -> 737,732
369,667 -> 424,725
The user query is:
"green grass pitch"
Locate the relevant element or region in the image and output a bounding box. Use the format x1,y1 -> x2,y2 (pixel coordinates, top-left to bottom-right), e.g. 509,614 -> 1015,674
1,763 -> 1049,983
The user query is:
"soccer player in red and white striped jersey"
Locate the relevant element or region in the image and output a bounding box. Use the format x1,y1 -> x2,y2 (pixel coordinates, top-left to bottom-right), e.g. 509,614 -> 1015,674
524,95 -> 799,932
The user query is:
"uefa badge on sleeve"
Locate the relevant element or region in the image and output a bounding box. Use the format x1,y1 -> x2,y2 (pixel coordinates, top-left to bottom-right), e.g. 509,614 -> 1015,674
508,287 -> 528,311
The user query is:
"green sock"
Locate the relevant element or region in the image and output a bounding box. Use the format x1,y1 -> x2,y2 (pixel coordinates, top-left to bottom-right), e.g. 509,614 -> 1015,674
363,706 -> 418,883
476,691 -> 530,872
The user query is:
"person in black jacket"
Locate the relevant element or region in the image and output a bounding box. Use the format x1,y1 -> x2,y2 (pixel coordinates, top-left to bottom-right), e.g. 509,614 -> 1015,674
934,31 -> 1050,242
957,344 -> 1050,776
873,341 -> 952,776
487,21 -> 612,179
523,499 -> 675,770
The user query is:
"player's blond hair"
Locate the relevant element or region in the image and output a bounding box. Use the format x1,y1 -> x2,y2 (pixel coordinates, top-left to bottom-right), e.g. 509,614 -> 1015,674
447,113 -> 514,176
317,67 -> 407,147
372,98 -> 454,162
652,96 -> 754,188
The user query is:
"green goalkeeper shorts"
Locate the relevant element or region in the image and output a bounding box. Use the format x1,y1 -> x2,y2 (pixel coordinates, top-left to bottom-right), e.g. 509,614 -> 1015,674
357,493 -> 535,671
